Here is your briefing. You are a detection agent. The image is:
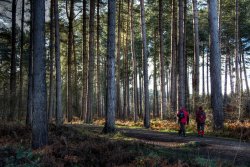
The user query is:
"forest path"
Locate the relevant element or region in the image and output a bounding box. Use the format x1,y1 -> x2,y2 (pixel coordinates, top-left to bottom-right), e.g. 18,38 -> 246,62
70,124 -> 250,166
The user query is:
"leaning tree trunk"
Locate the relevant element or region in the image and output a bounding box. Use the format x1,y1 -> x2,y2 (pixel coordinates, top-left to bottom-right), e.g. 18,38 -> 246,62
82,0 -> 87,121
10,0 -> 17,121
32,0 -> 48,149
159,0 -> 167,119
140,0 -> 150,128
192,0 -> 200,110
178,0 -> 185,109
103,0 -> 116,133
208,0 -> 224,130
54,0 -> 63,125
48,0 -> 55,122
86,0 -> 95,123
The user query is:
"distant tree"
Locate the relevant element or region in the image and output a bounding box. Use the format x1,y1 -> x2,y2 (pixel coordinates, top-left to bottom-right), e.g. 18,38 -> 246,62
103,0 -> 116,133
32,0 -> 48,149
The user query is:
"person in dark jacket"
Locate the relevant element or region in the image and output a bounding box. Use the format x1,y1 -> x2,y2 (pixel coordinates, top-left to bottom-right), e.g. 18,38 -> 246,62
196,106 -> 206,137
177,107 -> 189,137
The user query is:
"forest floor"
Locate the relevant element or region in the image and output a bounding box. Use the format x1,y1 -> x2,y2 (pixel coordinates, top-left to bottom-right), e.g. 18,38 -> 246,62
0,120 -> 250,167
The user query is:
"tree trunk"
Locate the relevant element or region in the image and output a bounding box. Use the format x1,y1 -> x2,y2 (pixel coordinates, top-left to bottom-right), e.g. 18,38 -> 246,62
178,0 -> 185,109
26,0 -> 33,126
116,0 -> 122,118
184,0 -> 189,110
192,0 -> 200,110
73,34 -> 79,116
66,0 -> 74,122
224,46 -> 229,105
235,0 -> 240,94
207,47 -> 210,96
82,0 -> 87,121
48,0 -> 55,122
86,0 -> 95,123
32,0 -> 48,149
18,0 -> 25,120
153,28 -> 158,118
170,0 -> 177,113
242,50 -> 250,95
10,0 -> 17,121
103,0 -> 116,133
96,0 -> 101,117
131,0 -> 138,122
202,45 -> 205,98
229,54 -> 234,95
140,0 -> 150,128
125,0 -> 130,118
208,0 -> 224,129
54,0 -> 63,126
159,0 -> 167,119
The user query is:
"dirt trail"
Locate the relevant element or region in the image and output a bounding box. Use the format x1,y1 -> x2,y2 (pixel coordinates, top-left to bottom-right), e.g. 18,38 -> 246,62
72,125 -> 250,166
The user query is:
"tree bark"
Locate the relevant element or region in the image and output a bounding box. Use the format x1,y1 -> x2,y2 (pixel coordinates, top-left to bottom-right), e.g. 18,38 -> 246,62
103,0 -> 116,133
54,0 -> 63,126
32,0 -> 48,149
208,0 -> 224,129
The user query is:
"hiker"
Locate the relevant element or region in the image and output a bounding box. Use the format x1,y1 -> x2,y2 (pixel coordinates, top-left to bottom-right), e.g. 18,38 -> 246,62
177,107 -> 189,137
196,106 -> 206,137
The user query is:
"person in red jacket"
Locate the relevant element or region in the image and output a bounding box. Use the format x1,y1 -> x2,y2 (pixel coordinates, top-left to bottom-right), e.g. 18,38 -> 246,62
177,107 -> 189,137
196,106 -> 206,137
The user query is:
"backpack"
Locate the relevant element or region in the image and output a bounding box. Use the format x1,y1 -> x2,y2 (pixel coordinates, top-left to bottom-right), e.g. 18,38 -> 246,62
178,110 -> 185,120
198,111 -> 206,123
